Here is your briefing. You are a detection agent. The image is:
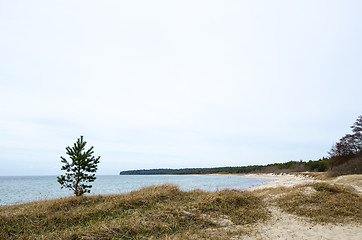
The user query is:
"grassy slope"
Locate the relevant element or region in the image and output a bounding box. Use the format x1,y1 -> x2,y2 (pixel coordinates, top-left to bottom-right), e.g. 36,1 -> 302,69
1,182 -> 361,239
0,185 -> 268,239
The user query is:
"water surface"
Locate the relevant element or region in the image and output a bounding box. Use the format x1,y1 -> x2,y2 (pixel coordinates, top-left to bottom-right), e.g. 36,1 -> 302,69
0,175 -> 273,205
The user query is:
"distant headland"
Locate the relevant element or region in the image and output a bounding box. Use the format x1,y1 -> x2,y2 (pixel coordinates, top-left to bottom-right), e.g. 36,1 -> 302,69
119,159 -> 327,175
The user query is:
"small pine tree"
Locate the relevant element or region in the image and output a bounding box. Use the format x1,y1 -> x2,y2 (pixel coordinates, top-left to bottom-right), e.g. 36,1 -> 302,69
57,136 -> 101,196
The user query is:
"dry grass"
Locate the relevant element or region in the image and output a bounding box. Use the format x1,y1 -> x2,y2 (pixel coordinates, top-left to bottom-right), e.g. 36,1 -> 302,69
0,185 -> 268,240
289,171 -> 330,180
332,174 -> 362,191
193,189 -> 269,225
2,181 -> 361,239
275,182 -> 362,223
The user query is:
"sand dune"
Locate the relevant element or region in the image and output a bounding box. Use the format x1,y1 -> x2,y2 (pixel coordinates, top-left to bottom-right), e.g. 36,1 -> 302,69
239,173 -> 362,240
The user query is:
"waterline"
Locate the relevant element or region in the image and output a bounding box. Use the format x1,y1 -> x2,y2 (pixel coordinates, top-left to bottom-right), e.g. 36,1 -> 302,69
0,175 -> 273,205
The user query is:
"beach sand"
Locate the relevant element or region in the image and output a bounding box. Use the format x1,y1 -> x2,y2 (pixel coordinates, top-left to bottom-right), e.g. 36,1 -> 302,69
237,173 -> 362,240
245,173 -> 318,190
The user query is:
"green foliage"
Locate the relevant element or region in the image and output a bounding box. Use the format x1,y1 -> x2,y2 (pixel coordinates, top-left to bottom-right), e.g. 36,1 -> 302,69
119,166 -> 264,175
119,159 -> 327,175
305,159 -> 327,172
57,136 -> 100,196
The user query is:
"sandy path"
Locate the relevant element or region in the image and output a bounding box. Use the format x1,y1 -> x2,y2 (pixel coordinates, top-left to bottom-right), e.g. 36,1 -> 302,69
241,206 -> 361,240
235,173 -> 362,240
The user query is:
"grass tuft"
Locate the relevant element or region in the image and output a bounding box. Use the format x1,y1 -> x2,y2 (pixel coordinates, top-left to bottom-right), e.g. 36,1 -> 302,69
275,182 -> 362,223
193,189 -> 269,225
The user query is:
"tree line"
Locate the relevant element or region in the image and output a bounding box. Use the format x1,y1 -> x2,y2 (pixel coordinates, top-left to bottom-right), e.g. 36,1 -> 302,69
119,158 -> 327,175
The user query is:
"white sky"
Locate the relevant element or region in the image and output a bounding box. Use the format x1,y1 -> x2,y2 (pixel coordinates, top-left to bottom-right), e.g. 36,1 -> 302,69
1,0 -> 361,176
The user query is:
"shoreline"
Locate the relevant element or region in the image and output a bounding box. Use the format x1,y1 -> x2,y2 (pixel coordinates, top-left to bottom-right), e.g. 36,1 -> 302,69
208,172 -> 319,190
239,172 -> 362,193
1,173 -> 361,239
241,173 -> 318,190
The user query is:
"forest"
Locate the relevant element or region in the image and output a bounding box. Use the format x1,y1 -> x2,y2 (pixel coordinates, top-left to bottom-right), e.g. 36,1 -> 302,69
119,158 -> 327,175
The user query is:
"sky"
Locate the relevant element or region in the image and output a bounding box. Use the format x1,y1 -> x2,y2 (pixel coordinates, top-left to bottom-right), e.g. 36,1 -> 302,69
0,0 -> 362,176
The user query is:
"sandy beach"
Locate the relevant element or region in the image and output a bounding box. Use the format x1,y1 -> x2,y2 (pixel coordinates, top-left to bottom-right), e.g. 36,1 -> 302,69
245,173 -> 318,190
237,173 -> 362,240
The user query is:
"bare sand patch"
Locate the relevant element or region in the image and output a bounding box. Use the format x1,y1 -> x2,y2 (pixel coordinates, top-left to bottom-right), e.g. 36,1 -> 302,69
244,173 -> 318,190
241,206 -> 361,240
236,173 -> 362,240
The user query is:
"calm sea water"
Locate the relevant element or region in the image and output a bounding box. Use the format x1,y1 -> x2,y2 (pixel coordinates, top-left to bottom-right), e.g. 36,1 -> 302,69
0,175 -> 273,205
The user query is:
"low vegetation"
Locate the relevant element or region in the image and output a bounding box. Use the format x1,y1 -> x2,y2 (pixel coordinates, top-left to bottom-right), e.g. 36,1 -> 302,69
0,185 -> 269,239
2,181 -> 361,239
275,183 -> 362,223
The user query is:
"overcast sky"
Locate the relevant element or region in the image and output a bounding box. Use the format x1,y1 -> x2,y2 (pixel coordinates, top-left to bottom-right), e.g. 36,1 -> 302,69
1,0 -> 361,176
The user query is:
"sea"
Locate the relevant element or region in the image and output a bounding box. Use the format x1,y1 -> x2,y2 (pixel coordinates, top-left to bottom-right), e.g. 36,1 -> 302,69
0,175 -> 273,206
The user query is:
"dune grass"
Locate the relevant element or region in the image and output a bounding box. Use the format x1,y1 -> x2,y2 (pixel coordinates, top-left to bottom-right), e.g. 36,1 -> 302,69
275,182 -> 362,223
0,185 -> 268,240
1,182 -> 361,239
